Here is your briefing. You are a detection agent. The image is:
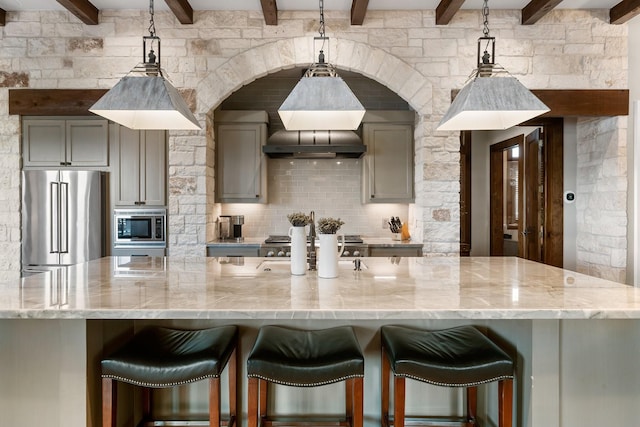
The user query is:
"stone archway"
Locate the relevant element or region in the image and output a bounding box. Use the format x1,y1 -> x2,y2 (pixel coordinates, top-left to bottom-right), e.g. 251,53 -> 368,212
168,37 -> 460,257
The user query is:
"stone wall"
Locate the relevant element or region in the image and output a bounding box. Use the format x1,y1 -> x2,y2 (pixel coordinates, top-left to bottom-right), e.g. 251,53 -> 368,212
0,9 -> 629,278
576,117 -> 628,282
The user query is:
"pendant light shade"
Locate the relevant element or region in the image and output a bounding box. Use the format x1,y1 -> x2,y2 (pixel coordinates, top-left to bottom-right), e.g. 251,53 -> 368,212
278,0 -> 365,131
90,75 -> 200,130
437,2 -> 549,132
90,1 -> 200,131
436,76 -> 549,131
279,75 -> 365,131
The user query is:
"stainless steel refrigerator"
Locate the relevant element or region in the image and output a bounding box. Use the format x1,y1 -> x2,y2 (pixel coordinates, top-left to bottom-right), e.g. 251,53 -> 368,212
22,170 -> 105,274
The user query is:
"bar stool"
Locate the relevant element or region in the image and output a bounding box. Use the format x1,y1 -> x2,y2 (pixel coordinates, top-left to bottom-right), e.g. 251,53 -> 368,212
101,325 -> 238,427
381,325 -> 514,427
247,325 -> 364,427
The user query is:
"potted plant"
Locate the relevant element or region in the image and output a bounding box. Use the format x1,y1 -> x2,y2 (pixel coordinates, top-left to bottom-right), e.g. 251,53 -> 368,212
316,217 -> 345,278
287,212 -> 312,275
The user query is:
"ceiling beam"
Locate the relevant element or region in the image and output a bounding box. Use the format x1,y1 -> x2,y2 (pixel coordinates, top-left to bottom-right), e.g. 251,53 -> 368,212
610,0 -> 640,24
261,0 -> 278,25
165,0 -> 194,24
522,0 -> 563,25
9,89 -> 108,116
56,0 -> 99,25
0,9 -> 5,26
351,0 -> 369,25
436,0 -> 465,25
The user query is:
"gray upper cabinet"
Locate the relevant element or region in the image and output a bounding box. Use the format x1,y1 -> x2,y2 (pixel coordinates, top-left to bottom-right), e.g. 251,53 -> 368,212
215,111 -> 268,203
23,118 -> 108,167
362,111 -> 415,203
110,124 -> 166,206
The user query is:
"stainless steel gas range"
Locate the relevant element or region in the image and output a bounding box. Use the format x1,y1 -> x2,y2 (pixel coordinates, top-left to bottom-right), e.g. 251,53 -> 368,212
259,235 -> 369,258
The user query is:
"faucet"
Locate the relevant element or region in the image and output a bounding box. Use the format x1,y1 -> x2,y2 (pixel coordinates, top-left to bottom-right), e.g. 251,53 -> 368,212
308,211 -> 316,270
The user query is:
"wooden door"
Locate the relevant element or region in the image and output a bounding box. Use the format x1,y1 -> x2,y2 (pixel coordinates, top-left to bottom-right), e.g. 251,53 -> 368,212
523,130 -> 543,262
490,135 -> 523,256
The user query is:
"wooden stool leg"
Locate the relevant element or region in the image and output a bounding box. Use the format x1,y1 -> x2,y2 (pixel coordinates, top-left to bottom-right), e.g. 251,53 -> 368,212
393,376 -> 406,427
102,378 -> 117,427
259,379 -> 268,421
352,377 -> 364,427
228,347 -> 238,426
142,387 -> 152,420
381,348 -> 390,427
346,378 -> 354,419
498,379 -> 513,427
248,377 -> 259,427
466,386 -> 478,424
210,377 -> 222,427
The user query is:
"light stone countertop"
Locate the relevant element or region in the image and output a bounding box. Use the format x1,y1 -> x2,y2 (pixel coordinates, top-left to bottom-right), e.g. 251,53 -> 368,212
3,256 -> 640,320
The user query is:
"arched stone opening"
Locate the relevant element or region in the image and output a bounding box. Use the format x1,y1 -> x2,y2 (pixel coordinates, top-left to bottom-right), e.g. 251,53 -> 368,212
168,37 -> 455,256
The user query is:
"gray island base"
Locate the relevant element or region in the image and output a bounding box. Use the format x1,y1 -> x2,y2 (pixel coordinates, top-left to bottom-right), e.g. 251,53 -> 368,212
2,256 -> 640,427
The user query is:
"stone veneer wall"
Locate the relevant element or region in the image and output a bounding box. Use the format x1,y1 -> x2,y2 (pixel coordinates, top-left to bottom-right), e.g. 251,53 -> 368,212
0,9 -> 629,278
576,117 -> 628,282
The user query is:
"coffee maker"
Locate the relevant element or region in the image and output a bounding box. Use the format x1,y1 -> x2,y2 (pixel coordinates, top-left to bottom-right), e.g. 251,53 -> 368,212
219,215 -> 244,241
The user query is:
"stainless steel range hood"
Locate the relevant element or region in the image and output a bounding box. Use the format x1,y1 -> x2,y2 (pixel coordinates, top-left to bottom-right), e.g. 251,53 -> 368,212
263,130 -> 366,159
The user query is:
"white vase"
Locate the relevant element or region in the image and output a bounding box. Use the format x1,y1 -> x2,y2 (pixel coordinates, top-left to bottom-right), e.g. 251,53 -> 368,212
288,226 -> 307,275
317,233 -> 345,279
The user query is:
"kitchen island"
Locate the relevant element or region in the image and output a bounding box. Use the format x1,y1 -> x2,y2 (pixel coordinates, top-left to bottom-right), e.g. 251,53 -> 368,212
2,256 -> 640,427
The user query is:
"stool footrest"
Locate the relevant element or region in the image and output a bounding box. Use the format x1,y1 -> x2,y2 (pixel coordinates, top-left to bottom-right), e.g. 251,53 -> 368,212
140,416 -> 236,427
384,416 -> 475,427
261,416 -> 352,427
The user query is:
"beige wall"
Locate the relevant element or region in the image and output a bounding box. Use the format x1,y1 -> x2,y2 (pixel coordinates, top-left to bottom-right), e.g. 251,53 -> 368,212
0,9 -> 630,278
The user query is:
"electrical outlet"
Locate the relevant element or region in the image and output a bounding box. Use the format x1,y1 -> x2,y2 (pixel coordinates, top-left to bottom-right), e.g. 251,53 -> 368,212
382,218 -> 389,229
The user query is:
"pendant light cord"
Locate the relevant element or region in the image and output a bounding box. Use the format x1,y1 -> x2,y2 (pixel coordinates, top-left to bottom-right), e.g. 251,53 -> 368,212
482,0 -> 490,38
148,0 -> 157,37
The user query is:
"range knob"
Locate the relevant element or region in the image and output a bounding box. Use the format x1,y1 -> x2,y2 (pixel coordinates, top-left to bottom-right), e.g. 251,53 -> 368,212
277,250 -> 285,257
285,251 -> 291,257
353,250 -> 361,257
343,250 -> 351,257
266,251 -> 275,257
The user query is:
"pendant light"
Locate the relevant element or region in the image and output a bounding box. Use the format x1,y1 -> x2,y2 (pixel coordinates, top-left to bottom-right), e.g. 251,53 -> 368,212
437,0 -> 549,131
278,0 -> 365,131
90,0 -> 200,130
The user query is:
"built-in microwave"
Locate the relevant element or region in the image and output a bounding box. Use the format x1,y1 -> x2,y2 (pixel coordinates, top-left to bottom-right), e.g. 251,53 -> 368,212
113,209 -> 166,248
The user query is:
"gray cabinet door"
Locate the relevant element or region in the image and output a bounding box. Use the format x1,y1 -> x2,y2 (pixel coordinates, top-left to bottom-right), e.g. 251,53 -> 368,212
216,123 -> 266,203
66,120 -> 108,166
23,119 -> 108,167
112,126 -> 166,207
363,123 -> 414,203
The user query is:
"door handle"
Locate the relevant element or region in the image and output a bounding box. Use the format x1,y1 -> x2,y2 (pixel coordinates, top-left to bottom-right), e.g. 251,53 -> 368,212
50,182 -> 59,254
60,182 -> 69,254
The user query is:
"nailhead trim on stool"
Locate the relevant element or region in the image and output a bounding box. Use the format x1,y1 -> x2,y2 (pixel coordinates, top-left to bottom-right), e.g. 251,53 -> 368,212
101,325 -> 239,427
247,325 -> 365,427
380,325 -> 515,427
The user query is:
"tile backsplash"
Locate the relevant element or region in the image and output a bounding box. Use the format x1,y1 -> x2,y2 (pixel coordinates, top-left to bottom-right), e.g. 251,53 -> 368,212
221,158 -> 409,238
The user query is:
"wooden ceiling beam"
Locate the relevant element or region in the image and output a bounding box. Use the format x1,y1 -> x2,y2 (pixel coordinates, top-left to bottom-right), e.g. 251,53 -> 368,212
9,89 -> 108,116
260,0 -> 278,26
351,0 -> 369,25
165,0 -> 194,24
436,0 -> 465,25
532,89 -> 629,117
521,0 -> 563,25
56,0 -> 99,25
0,9 -> 6,26
610,0 -> 640,24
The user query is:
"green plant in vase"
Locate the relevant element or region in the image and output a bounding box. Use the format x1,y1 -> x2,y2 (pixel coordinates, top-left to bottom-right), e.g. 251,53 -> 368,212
287,212 -> 312,227
317,217 -> 345,234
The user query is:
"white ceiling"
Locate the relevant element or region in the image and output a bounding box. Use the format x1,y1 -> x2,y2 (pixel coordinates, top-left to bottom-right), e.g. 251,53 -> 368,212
0,0 -> 623,12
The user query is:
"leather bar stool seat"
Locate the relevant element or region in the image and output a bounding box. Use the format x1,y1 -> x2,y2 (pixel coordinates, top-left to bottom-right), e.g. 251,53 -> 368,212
102,325 -> 239,427
247,325 -> 364,427
381,325 -> 514,427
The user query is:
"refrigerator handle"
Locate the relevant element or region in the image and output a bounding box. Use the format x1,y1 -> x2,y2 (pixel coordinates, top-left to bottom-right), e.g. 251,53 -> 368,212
60,182 -> 69,254
50,182 -> 59,254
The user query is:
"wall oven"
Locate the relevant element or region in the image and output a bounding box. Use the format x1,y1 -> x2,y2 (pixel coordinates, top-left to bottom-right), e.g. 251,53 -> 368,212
113,209 -> 166,256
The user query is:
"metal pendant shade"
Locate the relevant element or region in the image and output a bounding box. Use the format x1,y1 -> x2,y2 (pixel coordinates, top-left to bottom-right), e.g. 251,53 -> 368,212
436,76 -> 549,131
279,76 -> 365,131
278,0 -> 365,131
89,76 -> 200,130
437,0 -> 549,132
89,0 -> 200,131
